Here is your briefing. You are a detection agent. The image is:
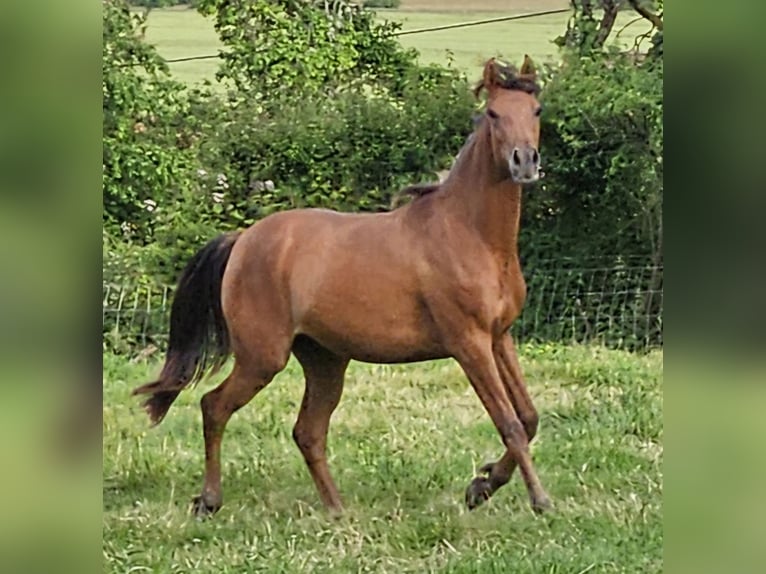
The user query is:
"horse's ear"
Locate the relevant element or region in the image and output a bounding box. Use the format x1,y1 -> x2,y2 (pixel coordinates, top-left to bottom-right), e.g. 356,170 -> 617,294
473,58 -> 498,98
519,54 -> 537,79
482,58 -> 500,90
475,58 -> 500,98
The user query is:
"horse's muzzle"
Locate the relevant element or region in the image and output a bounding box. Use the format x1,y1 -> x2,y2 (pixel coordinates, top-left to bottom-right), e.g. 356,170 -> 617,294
509,145 -> 541,184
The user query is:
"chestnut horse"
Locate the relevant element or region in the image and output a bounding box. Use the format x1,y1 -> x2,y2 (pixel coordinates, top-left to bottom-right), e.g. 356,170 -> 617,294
134,56 -> 551,516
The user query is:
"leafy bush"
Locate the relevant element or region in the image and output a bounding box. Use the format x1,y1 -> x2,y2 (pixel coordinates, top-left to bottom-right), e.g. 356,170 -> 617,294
205,66 -> 473,221
195,0 -> 418,98
526,52 -> 663,265
102,0 -> 207,243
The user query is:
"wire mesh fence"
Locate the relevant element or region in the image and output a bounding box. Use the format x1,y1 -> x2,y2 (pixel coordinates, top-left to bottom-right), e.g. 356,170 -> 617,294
511,257 -> 662,351
103,257 -> 662,355
102,281 -> 173,354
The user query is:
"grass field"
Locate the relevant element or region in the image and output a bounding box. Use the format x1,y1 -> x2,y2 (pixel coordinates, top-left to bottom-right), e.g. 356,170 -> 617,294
103,343 -> 662,573
143,2 -> 653,85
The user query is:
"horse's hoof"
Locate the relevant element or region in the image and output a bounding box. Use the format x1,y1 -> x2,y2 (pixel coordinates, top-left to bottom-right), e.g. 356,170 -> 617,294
191,495 -> 221,518
465,476 -> 493,510
531,494 -> 552,514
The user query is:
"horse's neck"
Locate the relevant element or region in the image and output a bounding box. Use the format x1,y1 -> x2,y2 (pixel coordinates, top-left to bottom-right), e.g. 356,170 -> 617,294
443,125 -> 523,263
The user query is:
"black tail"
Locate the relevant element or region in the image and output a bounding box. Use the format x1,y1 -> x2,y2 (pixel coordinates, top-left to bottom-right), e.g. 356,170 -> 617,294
132,231 -> 242,425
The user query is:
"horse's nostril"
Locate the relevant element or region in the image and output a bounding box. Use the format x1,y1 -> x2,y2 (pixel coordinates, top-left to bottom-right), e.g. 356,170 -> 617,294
512,149 -> 521,165
532,149 -> 539,164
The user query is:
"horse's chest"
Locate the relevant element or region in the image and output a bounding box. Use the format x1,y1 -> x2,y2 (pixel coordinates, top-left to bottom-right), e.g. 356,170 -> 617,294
448,264 -> 526,329
499,278 -> 526,320
496,267 -> 527,326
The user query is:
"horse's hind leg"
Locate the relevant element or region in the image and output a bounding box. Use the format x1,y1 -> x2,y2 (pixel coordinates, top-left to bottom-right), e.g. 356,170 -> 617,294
291,336 -> 349,516
193,347 -> 289,516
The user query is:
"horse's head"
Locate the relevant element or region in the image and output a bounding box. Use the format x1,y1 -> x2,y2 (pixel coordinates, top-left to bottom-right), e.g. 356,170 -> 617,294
475,56 -> 542,184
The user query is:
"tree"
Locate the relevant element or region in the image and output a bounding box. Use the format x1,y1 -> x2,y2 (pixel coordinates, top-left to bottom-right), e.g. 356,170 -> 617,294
194,0 -> 419,99
556,0 -> 663,55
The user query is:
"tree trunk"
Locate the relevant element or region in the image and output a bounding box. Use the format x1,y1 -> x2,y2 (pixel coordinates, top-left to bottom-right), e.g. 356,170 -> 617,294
594,0 -> 619,48
627,0 -> 664,30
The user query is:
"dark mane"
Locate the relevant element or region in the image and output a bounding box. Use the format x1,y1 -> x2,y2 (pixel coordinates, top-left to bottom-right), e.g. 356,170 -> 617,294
473,62 -> 540,98
389,182 -> 441,209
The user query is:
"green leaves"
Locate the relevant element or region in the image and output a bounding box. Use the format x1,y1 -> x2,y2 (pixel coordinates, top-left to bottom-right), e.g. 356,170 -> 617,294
103,0 -> 203,241
195,0 -> 417,98
526,53 -> 663,262
210,78 -> 472,216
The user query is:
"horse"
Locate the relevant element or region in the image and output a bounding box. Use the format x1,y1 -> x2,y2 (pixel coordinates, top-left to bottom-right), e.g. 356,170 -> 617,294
133,55 -> 551,517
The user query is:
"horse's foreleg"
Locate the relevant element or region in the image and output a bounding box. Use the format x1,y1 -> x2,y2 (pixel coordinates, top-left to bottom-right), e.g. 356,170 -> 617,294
291,337 -> 349,516
454,332 -> 550,513
476,334 -> 541,497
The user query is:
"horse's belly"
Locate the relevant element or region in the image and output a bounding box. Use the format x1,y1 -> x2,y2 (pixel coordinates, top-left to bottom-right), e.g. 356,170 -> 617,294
294,292 -> 447,363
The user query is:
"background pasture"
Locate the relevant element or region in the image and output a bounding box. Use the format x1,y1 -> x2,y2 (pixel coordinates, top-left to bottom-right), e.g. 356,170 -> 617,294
143,1 -> 653,85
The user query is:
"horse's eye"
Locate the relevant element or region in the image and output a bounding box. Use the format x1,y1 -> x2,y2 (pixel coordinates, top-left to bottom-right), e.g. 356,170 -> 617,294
487,109 -> 499,120
534,106 -> 542,117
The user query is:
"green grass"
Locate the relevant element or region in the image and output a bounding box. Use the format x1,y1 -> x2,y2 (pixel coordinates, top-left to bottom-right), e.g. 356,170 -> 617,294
143,5 -> 654,85
103,343 -> 662,573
